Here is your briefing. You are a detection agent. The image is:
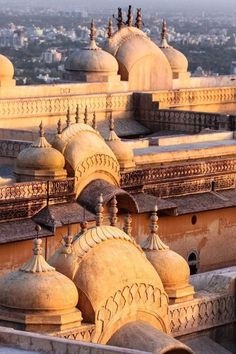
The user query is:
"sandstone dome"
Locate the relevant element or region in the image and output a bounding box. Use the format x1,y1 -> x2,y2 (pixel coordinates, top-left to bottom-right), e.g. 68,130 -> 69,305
142,207 -> 194,303
0,54 -> 14,80
106,118 -> 135,170
15,122 -> 66,181
0,238 -> 78,311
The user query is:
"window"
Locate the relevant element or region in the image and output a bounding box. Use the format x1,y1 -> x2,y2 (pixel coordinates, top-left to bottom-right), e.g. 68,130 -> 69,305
188,251 -> 199,275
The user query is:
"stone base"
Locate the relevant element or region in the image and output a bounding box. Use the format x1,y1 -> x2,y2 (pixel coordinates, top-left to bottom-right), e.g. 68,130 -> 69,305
15,168 -> 67,182
165,284 -> 195,304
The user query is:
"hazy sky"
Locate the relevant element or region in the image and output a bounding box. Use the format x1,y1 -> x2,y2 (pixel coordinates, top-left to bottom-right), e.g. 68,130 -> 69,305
0,0 -> 235,12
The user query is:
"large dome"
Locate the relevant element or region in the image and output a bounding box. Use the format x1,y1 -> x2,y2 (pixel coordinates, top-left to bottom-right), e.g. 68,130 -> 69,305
0,54 -> 14,80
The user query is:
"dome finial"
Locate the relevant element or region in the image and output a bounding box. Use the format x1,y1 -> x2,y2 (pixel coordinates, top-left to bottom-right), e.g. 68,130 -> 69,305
96,194 -> 104,226
90,19 -> 96,42
124,212 -> 132,237
108,113 -> 120,141
75,104 -> 80,124
110,195 -> 118,226
108,18 -> 113,38
62,229 -> 74,255
66,107 -> 71,127
80,208 -> 88,233
39,121 -> 44,138
84,105 -> 88,124
135,8 -> 143,29
142,206 -> 169,251
109,113 -> 114,132
160,19 -> 170,48
92,112 -> 97,130
126,5 -> 133,27
57,118 -> 62,134
117,7 -> 123,30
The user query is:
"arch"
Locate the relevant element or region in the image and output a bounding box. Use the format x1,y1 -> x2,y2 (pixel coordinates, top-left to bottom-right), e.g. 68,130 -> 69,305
188,251 -> 199,275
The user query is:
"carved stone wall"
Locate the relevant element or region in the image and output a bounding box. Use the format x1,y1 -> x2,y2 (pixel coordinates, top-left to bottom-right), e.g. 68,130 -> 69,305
0,140 -> 31,158
169,293 -> 235,337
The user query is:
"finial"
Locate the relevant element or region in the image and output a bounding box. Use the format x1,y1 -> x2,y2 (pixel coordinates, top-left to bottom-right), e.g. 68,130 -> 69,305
117,7 -> 123,30
142,206 -> 169,251
66,107 -> 71,127
108,18 -> 113,39
109,113 -> 114,131
75,104 -> 80,124
84,106 -> 88,124
33,237 -> 43,255
96,194 -> 104,226
57,118 -> 62,134
80,208 -> 88,233
90,19 -> 96,41
92,112 -> 97,130
135,8 -> 142,29
109,195 -> 118,226
62,233 -> 73,254
39,121 -> 44,137
35,224 -> 41,239
126,5 -> 133,27
108,113 -> 120,141
124,212 -> 132,237
160,19 -> 169,48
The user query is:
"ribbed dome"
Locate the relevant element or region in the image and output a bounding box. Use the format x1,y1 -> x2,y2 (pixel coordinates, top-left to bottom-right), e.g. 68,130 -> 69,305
15,123 -> 65,173
106,117 -> 135,170
0,238 -> 79,311
65,42 -> 118,74
142,207 -> 194,303
0,54 -> 14,80
160,47 -> 188,73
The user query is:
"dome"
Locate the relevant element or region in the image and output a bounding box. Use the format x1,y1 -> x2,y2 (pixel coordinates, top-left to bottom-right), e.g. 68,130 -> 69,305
159,20 -> 188,76
0,238 -> 78,311
0,54 -> 14,80
65,21 -> 119,79
15,122 -> 67,181
142,207 -> 194,304
106,117 -> 135,170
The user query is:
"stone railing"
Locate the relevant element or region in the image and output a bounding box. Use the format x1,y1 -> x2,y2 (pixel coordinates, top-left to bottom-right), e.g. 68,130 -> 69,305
137,109 -> 236,134
0,139 -> 31,158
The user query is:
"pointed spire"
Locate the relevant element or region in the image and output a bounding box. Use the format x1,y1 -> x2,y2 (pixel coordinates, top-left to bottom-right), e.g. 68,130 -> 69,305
84,106 -> 88,124
108,113 -> 120,141
39,121 -> 44,137
142,206 -> 169,251
62,233 -> 74,255
110,195 -> 118,226
75,104 -> 80,124
90,19 -> 96,41
57,118 -> 62,134
117,7 -> 123,30
160,19 -> 170,48
20,228 -> 55,273
96,194 -> 104,226
92,112 -> 97,130
66,107 -> 71,127
108,18 -> 113,39
32,122 -> 51,148
135,8 -> 142,29
124,212 -> 132,237
126,5 -> 133,27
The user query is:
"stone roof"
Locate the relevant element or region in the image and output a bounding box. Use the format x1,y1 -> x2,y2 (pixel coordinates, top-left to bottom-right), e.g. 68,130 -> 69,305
133,193 -> 177,214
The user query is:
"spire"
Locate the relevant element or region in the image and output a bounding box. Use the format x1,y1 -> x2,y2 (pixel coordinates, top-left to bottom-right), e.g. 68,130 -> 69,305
109,195 -> 118,226
126,5 -> 133,27
66,107 -> 71,127
108,18 -> 113,39
142,206 -> 169,251
160,19 -> 170,48
62,233 -> 74,255
92,112 -> 97,130
32,122 -> 51,148
135,8 -> 142,29
20,228 -> 55,273
75,104 -> 80,124
84,106 -> 88,124
96,194 -> 104,226
57,118 -> 62,134
124,212 -> 132,238
117,8 -> 123,30
90,19 -> 96,41
108,113 -> 120,141
80,208 -> 88,233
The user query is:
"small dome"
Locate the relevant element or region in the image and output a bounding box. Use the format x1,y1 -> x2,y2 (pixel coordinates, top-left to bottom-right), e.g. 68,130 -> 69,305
0,238 -> 79,311
106,117 -> 135,170
65,21 -> 118,75
0,54 -> 14,80
159,20 -> 188,74
15,122 -> 66,180
142,207 -> 194,303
